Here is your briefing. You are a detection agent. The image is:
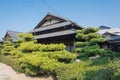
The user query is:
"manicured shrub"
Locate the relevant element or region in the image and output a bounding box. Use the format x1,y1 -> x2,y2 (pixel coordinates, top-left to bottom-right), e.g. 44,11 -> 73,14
33,51 -> 76,63
18,33 -> 36,42
9,50 -> 20,55
18,42 -> 38,53
19,54 -> 60,75
75,27 -> 105,58
9,50 -> 23,58
18,42 -> 66,53
81,45 -> 103,57
18,49 -> 76,76
38,43 -> 66,52
75,42 -> 89,47
1,38 -> 16,55
83,27 -> 99,34
1,46 -> 15,55
74,48 -> 82,53
90,37 -> 105,44
76,33 -> 86,41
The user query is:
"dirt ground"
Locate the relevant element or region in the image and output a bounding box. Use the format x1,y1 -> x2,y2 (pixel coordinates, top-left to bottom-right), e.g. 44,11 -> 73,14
0,62 -> 54,80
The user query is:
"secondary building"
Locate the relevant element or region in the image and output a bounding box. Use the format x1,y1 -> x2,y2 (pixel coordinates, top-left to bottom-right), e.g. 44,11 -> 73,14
3,30 -> 22,42
98,26 -> 120,52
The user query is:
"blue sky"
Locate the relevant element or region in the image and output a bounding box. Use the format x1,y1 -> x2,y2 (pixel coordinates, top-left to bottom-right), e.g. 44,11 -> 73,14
0,0 -> 120,39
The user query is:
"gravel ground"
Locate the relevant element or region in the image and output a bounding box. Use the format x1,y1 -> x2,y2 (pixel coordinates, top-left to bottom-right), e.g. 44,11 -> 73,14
0,62 -> 54,80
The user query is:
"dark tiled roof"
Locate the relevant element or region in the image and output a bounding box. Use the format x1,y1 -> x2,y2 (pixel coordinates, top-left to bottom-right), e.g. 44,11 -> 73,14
46,13 -> 83,29
99,25 -> 111,30
47,12 -> 72,22
104,33 -> 120,41
35,29 -> 76,39
31,22 -> 72,33
48,13 -> 83,27
6,30 -> 22,42
34,13 -> 83,30
98,27 -> 120,41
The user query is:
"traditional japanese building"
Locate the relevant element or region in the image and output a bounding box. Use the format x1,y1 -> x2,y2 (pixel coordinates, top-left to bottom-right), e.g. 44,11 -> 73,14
98,26 -> 120,52
3,30 -> 22,42
31,13 -> 83,51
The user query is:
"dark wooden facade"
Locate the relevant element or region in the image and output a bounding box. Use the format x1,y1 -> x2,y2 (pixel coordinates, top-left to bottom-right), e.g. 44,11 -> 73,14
31,13 -> 82,51
104,33 -> 120,52
100,40 -> 120,52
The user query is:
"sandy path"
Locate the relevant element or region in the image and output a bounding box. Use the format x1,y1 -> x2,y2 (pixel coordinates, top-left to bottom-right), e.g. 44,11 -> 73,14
0,62 -> 54,80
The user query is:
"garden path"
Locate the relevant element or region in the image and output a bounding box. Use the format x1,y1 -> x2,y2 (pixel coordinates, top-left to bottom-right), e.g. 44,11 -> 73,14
0,62 -> 53,80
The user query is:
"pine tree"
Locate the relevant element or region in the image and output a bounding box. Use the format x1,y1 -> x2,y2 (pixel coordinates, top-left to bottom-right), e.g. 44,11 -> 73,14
75,27 -> 105,57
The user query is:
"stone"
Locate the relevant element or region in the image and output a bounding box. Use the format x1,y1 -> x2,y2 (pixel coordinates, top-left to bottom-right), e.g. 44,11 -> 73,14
89,55 -> 100,60
75,59 -> 81,62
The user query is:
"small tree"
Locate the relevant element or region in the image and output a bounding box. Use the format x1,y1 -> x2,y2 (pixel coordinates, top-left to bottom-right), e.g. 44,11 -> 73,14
1,37 -> 15,55
17,33 -> 38,53
75,27 -> 105,57
17,33 -> 36,42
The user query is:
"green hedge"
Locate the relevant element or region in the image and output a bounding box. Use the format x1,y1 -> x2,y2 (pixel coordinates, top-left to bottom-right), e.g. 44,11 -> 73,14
19,54 -> 62,75
32,51 -> 76,63
18,43 -> 66,53
1,46 -> 15,55
38,43 -> 66,52
75,42 -> 89,47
